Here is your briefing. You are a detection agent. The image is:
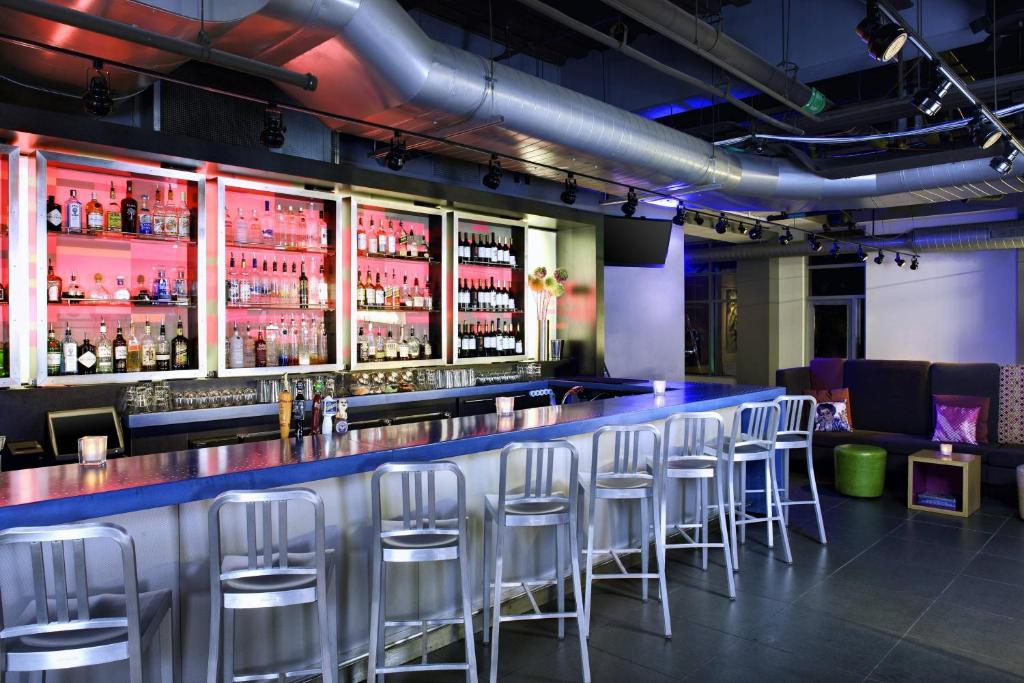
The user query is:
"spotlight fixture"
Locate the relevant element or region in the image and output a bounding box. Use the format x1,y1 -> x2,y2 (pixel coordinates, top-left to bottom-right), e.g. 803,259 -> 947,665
856,0 -> 907,62
560,173 -> 578,205
909,255 -> 919,270
830,240 -> 842,257
856,245 -> 868,262
912,67 -> 953,117
259,103 -> 287,149
82,60 -> 113,118
873,249 -> 885,265
621,187 -> 638,217
715,213 -> 729,235
384,132 -> 409,171
969,111 -> 1003,150
748,221 -> 763,240
673,202 -> 687,226
990,140 -> 1020,176
693,212 -> 705,226
778,227 -> 794,245
894,252 -> 906,268
482,154 -> 502,190
807,234 -> 823,252
735,221 -> 747,235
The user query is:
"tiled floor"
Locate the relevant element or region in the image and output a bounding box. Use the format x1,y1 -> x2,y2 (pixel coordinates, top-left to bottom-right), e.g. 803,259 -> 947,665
383,479 -> 1024,682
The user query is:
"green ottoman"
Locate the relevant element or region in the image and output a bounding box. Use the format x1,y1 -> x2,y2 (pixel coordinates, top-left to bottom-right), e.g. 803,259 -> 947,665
834,444 -> 887,497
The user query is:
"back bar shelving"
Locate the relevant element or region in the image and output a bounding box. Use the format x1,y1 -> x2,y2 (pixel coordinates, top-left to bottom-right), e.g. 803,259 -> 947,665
0,145 -> 21,387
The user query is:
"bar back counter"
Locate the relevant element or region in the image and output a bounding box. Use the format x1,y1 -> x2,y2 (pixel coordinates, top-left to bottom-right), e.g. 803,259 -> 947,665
0,380 -> 779,681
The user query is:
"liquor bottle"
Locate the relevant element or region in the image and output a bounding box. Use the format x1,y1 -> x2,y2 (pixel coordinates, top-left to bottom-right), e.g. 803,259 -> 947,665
153,269 -> 171,303
288,317 -> 299,366
367,218 -> 378,255
261,258 -> 271,305
265,319 -> 278,367
46,325 -> 61,376
162,185 -> 179,237
46,258 -> 62,303
154,323 -> 170,371
384,220 -> 395,255
318,208 -> 329,247
140,320 -> 156,371
298,317 -> 311,366
77,331 -> 97,375
356,326 -> 367,363
224,207 -> 233,242
407,327 -> 420,359
126,324 -> 141,372
356,268 -> 366,308
174,270 -> 188,304
262,201 -> 274,244
377,218 -> 388,254
250,208 -> 261,244
374,324 -> 386,361
373,271 -> 385,308
120,180 -> 138,233
243,324 -> 255,368
390,269 -> 400,309
412,277 -> 424,309
138,194 -> 153,235
287,205 -> 298,248
296,206 -> 307,247
423,279 -> 433,312
275,204 -> 287,247
397,325 -> 409,360
289,260 -> 299,306
357,216 -> 367,256
152,186 -> 165,236
401,275 -> 412,308
88,273 -> 110,300
228,323 -> 244,369
61,323 -> 78,375
254,327 -> 267,367
226,253 -> 239,305
113,321 -> 127,373
65,272 -> 84,301
397,221 -> 409,257
298,260 -> 309,309
384,326 -> 398,360
239,255 -> 251,305
515,322 -> 524,355
176,187 -> 191,239
106,182 -> 122,232
46,195 -> 62,231
135,274 -> 150,302
95,319 -> 113,373
277,317 -> 289,366
172,318 -> 189,370
422,330 -> 432,359
65,190 -> 83,233
85,192 -> 104,233
235,208 -> 248,244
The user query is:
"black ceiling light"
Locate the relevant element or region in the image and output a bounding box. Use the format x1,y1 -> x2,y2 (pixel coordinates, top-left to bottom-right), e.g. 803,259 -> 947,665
693,212 -> 705,226
830,240 -> 842,257
82,60 -> 113,119
384,132 -> 408,171
909,255 -> 920,270
807,234 -> 823,252
969,110 -> 1003,150
912,66 -> 953,117
259,103 -> 287,149
990,140 -> 1020,176
482,154 -> 502,190
735,221 -> 747,235
873,249 -> 886,264
856,244 -> 868,262
560,173 -> 577,205
621,187 -> 638,217
748,221 -> 763,240
672,202 -> 687,226
856,0 -> 907,62
778,226 -> 794,245
715,213 -> 729,235
894,252 -> 906,268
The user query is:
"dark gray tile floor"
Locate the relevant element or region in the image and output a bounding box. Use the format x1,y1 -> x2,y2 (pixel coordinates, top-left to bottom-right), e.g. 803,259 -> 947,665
385,479 -> 1024,682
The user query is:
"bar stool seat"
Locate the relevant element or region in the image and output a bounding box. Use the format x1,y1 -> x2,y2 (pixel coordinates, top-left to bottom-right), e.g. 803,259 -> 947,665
13,590 -> 171,650
485,494 -> 570,521
664,458 -> 716,473
594,474 -> 652,491
221,550 -> 334,593
381,530 -> 459,552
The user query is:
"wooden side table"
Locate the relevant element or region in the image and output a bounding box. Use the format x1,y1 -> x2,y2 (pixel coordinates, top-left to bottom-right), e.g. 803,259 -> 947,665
907,449 -> 981,517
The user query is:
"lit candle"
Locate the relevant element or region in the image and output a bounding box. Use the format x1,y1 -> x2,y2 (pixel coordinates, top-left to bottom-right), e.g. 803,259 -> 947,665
78,435 -> 108,468
652,380 -> 667,396
496,396 -> 515,416
939,443 -> 953,456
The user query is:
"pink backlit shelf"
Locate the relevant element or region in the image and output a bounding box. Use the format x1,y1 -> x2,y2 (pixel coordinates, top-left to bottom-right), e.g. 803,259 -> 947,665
34,151 -> 208,387
215,177 -> 343,377
0,144 -> 22,388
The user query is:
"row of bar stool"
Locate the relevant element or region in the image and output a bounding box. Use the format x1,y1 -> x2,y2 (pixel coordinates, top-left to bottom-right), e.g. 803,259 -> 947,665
0,396 -> 825,682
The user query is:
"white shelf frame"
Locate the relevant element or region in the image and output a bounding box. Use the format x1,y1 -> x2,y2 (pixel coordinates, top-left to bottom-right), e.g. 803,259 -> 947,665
0,145 -> 22,388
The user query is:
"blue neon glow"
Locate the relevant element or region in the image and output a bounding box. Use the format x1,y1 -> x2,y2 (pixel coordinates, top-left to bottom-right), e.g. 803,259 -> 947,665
636,86 -> 760,120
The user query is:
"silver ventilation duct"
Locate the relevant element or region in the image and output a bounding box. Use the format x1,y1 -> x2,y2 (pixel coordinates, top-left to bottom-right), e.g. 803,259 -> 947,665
690,221 -> 1024,262
0,0 -> 1020,211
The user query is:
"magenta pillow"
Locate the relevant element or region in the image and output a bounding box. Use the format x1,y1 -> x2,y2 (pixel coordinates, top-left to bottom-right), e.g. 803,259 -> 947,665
932,404 -> 981,445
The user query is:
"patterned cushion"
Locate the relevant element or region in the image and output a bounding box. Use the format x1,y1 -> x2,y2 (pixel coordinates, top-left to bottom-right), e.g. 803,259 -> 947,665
807,388 -> 854,429
999,365 -> 1024,444
932,404 -> 980,445
933,394 -> 990,444
814,400 -> 852,432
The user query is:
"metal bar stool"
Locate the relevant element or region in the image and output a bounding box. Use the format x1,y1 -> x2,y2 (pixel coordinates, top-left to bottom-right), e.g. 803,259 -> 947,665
367,462 -> 477,682
482,440 -> 590,683
658,412 -> 736,599
0,522 -> 174,683
582,424 -> 670,638
773,395 -> 828,543
206,488 -> 337,683
725,402 -> 792,571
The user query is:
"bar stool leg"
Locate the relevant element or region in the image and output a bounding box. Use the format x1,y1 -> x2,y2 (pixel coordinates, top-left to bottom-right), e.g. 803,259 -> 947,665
700,479 -> 710,571
457,533 -> 479,683
367,539 -> 382,683
765,460 -> 774,549
739,464 -> 747,545
206,597 -> 221,683
806,450 -> 828,544
222,608 -> 234,683
769,455 -> 793,564
653,493 -> 671,638
583,488 -> 597,639
727,462 -> 739,572
488,523 -> 506,683
782,451 -> 791,525
715,471 -> 737,599
315,574 -> 336,683
567,512 -> 591,682
481,508 -> 492,645
160,612 -> 175,683
639,498 -> 650,603
555,524 -> 566,639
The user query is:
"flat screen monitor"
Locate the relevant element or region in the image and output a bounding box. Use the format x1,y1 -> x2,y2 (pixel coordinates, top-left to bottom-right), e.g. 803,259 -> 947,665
603,216 -> 673,266
47,407 -> 125,461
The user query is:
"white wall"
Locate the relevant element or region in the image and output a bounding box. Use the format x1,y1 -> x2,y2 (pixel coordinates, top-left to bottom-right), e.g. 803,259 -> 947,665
603,225 -> 685,380
866,250 -> 1018,363
524,227 -> 557,359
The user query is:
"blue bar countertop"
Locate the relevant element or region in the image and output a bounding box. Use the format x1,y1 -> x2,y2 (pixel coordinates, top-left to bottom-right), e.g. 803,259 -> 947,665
0,380 -> 782,528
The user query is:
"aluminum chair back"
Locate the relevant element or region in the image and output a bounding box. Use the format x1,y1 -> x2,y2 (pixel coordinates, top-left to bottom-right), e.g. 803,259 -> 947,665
497,439 -> 580,525
590,424 -> 661,498
775,395 -> 816,448
0,522 -> 144,674
371,461 -> 466,562
208,488 -> 327,608
663,411 -> 725,464
727,402 -> 781,459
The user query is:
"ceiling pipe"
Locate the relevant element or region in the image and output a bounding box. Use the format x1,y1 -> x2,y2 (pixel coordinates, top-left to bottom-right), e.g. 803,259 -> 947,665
689,220 -> 1024,261
511,0 -> 803,135
0,0 -> 318,91
598,0 -> 829,119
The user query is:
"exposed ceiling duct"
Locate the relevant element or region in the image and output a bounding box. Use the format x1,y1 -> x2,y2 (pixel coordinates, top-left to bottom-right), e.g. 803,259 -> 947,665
690,220 -> 1024,262
0,0 -> 1021,211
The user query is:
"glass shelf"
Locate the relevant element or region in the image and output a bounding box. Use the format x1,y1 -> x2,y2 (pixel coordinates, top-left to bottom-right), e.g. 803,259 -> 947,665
457,308 -> 524,314
226,303 -> 333,311
357,306 -> 437,313
50,299 -> 194,307
225,240 -> 330,254
53,229 -> 196,245
360,253 -> 435,264
457,259 -> 521,270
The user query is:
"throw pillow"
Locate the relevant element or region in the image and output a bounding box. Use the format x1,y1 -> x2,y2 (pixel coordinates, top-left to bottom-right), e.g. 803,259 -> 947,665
932,404 -> 981,445
933,394 -> 990,444
999,365 -> 1024,444
807,388 -> 854,429
814,400 -> 852,432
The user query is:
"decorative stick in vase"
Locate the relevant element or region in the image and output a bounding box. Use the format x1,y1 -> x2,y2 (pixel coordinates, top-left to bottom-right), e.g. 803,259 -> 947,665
528,266 -> 568,361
